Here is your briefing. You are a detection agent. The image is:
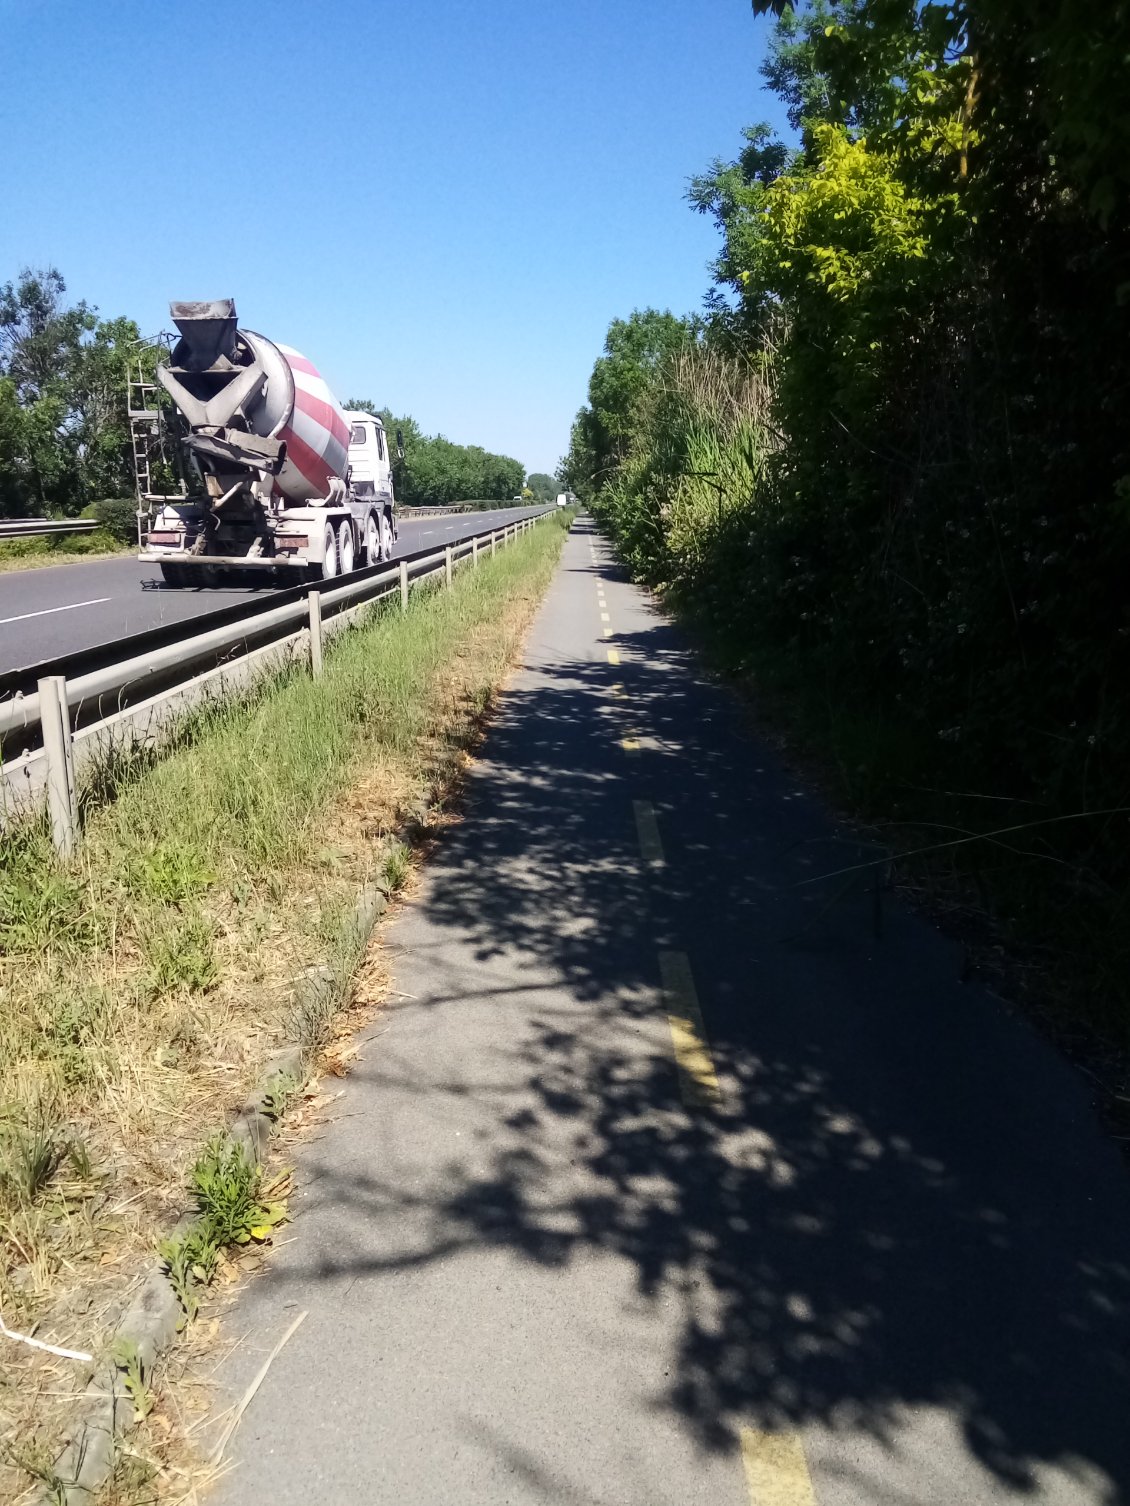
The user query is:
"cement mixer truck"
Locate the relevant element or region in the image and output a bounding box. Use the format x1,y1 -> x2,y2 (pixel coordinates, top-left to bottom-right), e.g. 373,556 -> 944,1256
130,299 -> 398,585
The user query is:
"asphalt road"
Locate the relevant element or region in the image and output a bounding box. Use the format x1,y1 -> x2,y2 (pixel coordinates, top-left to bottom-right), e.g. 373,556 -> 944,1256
207,518 -> 1130,1505
0,506 -> 545,675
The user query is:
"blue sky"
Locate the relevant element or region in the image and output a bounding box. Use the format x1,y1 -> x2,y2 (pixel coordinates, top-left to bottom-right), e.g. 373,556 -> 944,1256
0,0 -> 785,476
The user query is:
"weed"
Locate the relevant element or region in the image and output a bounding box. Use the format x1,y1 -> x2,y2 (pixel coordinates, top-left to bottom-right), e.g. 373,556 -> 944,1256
160,1138 -> 289,1319
1,1440 -> 67,1503
123,840 -> 215,906
260,1071 -> 301,1123
159,1228 -> 218,1322
382,840 -> 411,893
190,1137 -> 288,1249
111,1338 -> 155,1422
44,987 -> 116,1088
0,1103 -> 68,1204
143,910 -> 218,995
68,1138 -> 94,1180
105,1447 -> 159,1504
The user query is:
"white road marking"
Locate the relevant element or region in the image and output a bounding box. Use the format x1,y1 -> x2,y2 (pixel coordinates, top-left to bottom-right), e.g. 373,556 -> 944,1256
0,597 -> 111,627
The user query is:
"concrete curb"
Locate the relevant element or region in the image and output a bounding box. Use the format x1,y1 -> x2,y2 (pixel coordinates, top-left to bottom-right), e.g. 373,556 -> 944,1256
39,884 -> 390,1504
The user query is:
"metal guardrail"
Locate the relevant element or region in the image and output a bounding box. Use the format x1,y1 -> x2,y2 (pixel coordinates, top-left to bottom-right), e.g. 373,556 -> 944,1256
0,511 -> 554,851
0,518 -> 99,539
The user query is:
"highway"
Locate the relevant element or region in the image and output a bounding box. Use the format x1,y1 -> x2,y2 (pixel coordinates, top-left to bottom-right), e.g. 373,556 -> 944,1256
0,506 -> 544,676
208,519 -> 1130,1506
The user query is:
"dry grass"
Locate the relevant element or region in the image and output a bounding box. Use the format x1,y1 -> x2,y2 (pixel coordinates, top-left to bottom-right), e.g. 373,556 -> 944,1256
0,517 -> 568,1501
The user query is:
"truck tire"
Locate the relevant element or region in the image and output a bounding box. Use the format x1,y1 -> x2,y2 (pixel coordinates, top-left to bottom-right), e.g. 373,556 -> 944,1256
160,562 -> 188,587
338,520 -> 355,575
364,512 -> 380,566
380,511 -> 393,562
308,520 -> 339,582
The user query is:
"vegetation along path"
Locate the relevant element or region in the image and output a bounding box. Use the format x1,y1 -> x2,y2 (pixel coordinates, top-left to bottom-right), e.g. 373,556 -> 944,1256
206,518 -> 1130,1505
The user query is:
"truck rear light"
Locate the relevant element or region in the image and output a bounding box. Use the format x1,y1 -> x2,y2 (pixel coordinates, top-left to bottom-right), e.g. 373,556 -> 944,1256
275,535 -> 309,553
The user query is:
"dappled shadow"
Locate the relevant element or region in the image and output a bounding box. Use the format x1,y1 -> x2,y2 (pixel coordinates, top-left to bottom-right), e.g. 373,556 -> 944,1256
250,521 -> 1130,1501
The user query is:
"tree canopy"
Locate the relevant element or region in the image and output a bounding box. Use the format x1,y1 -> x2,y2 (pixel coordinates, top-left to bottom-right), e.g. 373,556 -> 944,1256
0,267 -> 140,516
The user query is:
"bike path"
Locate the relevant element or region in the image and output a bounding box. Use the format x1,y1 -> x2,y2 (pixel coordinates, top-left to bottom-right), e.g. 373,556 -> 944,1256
207,517 -> 1130,1505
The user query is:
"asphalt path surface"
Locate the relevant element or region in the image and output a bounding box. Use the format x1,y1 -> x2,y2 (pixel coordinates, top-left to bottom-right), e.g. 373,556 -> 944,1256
207,518 -> 1130,1505
0,506 -> 545,675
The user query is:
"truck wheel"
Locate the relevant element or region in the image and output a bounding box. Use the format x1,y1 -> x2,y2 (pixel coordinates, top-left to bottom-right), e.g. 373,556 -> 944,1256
319,520 -> 340,580
160,562 -> 187,587
364,512 -> 380,565
380,511 -> 394,561
338,520 -> 355,574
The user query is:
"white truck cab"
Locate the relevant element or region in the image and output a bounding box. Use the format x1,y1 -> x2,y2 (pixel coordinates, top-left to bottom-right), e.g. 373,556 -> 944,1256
345,412 -> 394,506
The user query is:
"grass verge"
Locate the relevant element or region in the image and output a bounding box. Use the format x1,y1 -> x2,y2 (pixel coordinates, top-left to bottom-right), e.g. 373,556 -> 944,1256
0,513 -> 570,1500
0,532 -> 132,573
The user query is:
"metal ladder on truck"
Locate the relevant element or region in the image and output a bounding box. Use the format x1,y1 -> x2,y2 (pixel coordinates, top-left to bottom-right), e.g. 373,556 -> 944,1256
127,335 -> 184,547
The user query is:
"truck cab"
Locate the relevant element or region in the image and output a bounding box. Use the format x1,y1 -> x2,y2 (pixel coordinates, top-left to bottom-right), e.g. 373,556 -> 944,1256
345,412 -> 394,505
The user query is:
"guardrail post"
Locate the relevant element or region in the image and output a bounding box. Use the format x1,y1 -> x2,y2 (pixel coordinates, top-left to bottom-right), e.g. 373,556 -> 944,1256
399,559 -> 409,611
307,591 -> 324,679
39,675 -> 77,859
444,546 -> 453,589
472,536 -> 479,568
490,530 -> 496,557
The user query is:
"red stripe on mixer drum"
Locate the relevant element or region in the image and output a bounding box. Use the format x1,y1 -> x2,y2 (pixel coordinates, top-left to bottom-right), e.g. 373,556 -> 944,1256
283,350 -> 321,377
279,424 -> 335,496
294,387 -> 351,451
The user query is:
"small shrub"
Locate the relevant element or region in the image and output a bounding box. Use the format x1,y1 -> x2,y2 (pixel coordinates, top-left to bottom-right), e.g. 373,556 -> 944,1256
86,497 -> 139,545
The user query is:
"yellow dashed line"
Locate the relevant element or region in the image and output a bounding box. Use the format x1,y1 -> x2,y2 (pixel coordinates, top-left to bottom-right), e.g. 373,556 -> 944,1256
659,951 -> 721,1108
603,627 -> 613,638
600,611 -> 611,623
632,799 -> 665,868
740,1430 -> 816,1506
607,649 -> 620,666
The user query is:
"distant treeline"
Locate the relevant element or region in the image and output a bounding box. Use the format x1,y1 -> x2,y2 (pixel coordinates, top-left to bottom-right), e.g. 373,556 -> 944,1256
0,266 -> 530,518
562,1 -> 1130,1027
346,401 -> 526,507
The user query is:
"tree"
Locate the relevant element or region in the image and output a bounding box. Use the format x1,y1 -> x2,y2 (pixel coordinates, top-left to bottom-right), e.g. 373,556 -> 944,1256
0,267 -> 138,515
526,472 -> 557,502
